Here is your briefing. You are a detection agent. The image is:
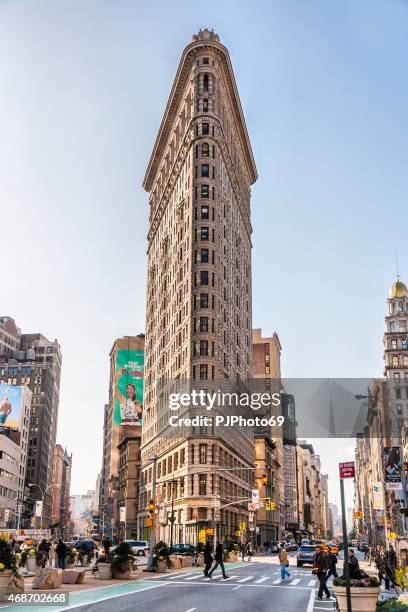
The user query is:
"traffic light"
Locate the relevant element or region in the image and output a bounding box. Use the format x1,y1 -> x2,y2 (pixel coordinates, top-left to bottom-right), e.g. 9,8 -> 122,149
148,498 -> 155,511
262,474 -> 268,486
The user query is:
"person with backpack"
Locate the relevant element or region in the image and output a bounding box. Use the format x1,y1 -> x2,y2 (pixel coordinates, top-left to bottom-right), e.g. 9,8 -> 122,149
313,545 -> 331,601
326,549 -> 338,580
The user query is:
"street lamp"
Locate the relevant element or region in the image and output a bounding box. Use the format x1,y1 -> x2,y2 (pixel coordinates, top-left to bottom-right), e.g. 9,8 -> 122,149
29,483 -> 60,530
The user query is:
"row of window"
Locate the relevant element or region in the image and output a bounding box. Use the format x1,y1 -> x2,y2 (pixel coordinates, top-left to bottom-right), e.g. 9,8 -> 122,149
0,467 -> 17,482
0,451 -> 18,466
0,484 -> 17,500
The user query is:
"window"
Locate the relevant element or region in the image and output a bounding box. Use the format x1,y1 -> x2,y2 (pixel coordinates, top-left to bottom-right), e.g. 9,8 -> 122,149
200,227 -> 209,240
200,340 -> 208,356
200,271 -> 209,285
199,474 -> 207,495
200,364 -> 208,379
402,339 -> 408,349
200,249 -> 209,263
201,205 -> 209,219
202,123 -> 209,135
202,143 -> 209,157
199,317 -> 208,332
203,74 -> 209,91
201,185 -> 209,198
203,57 -> 209,64
199,294 -> 208,308
404,356 -> 408,367
392,339 -> 398,349
199,444 -> 207,463
203,99 -> 208,112
392,356 -> 399,367
396,388 -> 402,399
201,164 -> 209,177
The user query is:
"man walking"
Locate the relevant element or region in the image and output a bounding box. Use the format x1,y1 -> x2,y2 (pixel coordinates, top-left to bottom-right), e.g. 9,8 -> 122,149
203,541 -> 213,577
278,543 -> 291,580
102,536 -> 111,557
313,545 -> 331,601
326,549 -> 338,580
208,541 -> 229,580
56,539 -> 67,570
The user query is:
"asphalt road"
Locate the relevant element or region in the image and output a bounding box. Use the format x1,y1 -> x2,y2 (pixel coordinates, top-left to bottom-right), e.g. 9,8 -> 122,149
69,554 -> 337,612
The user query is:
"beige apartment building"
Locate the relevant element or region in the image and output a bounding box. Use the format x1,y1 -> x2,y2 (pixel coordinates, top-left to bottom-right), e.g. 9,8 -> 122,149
139,29 -> 258,543
252,328 -> 285,543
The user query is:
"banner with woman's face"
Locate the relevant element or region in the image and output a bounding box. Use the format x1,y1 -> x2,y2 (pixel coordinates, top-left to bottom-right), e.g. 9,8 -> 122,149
114,349 -> 144,426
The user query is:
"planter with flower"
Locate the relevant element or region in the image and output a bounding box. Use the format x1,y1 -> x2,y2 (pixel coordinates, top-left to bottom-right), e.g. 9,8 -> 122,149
65,548 -> 78,569
22,548 -> 38,573
78,549 -> 93,567
111,543 -> 136,579
153,542 -> 170,572
333,575 -> 380,612
0,539 -> 21,598
225,543 -> 240,562
92,555 -> 112,580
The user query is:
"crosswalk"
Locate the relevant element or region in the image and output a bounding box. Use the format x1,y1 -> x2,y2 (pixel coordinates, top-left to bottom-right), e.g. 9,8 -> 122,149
149,570 -> 322,589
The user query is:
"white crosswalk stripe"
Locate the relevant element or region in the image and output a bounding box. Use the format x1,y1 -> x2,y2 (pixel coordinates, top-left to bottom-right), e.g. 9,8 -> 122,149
254,577 -> 269,583
223,575 -> 239,581
273,578 -> 282,584
237,576 -> 253,583
167,572 -> 194,580
185,574 -> 203,580
308,579 -> 317,586
290,578 -> 301,585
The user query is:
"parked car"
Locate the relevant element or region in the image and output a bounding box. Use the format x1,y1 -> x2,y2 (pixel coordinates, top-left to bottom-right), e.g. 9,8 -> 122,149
171,543 -> 196,556
120,540 -> 150,556
270,541 -> 280,553
73,539 -> 96,553
296,544 -> 317,567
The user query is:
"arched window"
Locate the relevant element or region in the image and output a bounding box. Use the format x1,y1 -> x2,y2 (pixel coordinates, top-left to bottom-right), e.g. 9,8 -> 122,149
202,142 -> 209,157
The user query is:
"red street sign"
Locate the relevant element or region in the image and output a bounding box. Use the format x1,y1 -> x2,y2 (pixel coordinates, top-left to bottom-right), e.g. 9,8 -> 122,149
339,462 -> 355,479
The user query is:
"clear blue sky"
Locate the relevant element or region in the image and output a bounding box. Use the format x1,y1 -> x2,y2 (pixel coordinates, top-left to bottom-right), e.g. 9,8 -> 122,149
1,0 -> 407,504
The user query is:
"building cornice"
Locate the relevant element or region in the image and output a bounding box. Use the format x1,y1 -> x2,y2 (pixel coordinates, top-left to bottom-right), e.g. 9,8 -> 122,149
143,35 -> 257,192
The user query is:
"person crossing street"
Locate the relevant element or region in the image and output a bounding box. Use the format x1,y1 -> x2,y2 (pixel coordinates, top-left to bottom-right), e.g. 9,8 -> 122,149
208,541 -> 229,580
278,543 -> 291,580
313,545 -> 331,601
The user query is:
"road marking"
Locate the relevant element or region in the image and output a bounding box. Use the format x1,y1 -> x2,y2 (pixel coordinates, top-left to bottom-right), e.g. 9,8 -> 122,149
185,574 -> 203,580
223,575 -> 239,581
254,577 -> 269,583
273,578 -> 282,584
308,579 -> 317,586
237,576 -> 252,583
185,609 -> 196,612
232,585 -> 242,590
307,588 -> 315,612
211,575 -> 223,580
291,578 -> 301,585
167,572 -> 194,579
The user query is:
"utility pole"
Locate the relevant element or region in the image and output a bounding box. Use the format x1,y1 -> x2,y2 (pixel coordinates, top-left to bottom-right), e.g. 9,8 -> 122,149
169,475 -> 177,549
339,462 -> 354,612
146,455 -> 158,571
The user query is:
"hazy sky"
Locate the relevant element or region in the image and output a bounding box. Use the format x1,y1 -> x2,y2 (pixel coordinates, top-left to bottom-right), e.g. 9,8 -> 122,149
1,0 -> 407,508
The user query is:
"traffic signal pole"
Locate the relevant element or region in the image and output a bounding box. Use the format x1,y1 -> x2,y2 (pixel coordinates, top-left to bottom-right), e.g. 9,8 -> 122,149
146,455 -> 158,571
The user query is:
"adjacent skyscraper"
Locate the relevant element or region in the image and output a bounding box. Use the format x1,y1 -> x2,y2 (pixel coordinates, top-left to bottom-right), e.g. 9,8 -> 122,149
0,317 -> 61,526
140,29 -> 257,542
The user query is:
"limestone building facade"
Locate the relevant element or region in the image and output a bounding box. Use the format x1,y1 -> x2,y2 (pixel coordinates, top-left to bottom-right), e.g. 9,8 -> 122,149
139,29 -> 257,543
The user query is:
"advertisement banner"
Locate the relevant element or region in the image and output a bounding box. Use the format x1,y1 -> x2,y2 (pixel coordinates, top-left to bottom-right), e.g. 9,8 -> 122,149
119,506 -> 126,523
0,383 -> 24,430
372,482 -> 384,510
114,349 -> 144,426
35,501 -> 43,518
383,446 -> 402,484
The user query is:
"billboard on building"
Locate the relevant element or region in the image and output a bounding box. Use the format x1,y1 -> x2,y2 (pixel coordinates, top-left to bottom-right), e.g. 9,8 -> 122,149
372,482 -> 384,510
383,446 -> 403,490
0,383 -> 24,430
114,349 -> 144,426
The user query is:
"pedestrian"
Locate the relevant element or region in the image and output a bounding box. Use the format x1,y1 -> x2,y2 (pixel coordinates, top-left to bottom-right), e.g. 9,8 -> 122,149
278,543 -> 291,581
326,549 -> 338,580
246,540 -> 253,561
38,539 -> 50,568
348,548 -> 360,579
102,536 -> 111,557
56,539 -> 67,570
241,541 -> 246,561
313,545 -> 331,601
208,541 -> 229,579
203,541 -> 213,577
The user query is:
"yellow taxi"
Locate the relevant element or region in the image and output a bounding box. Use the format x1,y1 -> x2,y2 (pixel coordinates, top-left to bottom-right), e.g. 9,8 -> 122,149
328,542 -> 339,554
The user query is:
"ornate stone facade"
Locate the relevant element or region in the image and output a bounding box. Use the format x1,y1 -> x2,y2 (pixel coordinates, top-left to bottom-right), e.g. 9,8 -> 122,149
139,29 -> 257,543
